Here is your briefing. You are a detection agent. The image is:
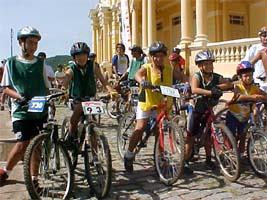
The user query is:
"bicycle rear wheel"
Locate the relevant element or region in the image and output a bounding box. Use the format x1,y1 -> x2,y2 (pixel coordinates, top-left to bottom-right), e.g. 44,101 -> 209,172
24,133 -> 74,200
212,122 -> 241,182
117,111 -> 136,159
247,129 -> 267,178
154,121 -> 185,186
84,126 -> 112,198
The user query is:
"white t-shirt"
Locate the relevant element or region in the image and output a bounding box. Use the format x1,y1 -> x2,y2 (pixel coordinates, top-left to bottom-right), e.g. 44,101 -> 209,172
116,55 -> 128,75
45,64 -> 55,79
242,43 -> 266,83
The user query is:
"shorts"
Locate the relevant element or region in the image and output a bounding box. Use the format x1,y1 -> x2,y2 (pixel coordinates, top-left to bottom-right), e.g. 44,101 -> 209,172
136,103 -> 157,120
187,111 -> 208,137
225,111 -> 248,136
13,118 -> 46,141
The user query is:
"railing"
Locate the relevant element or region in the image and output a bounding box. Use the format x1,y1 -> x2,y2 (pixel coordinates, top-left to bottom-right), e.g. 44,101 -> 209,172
207,38 -> 260,63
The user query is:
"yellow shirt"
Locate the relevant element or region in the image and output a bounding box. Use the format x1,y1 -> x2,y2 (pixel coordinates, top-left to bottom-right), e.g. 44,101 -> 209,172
139,63 -> 173,112
229,83 -> 260,122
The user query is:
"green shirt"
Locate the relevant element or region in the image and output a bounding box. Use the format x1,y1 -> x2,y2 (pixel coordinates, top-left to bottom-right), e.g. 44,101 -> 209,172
194,71 -> 222,113
8,56 -> 48,120
128,56 -> 145,80
68,60 -> 96,98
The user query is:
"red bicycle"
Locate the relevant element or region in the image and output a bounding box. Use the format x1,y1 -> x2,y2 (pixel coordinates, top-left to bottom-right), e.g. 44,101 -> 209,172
117,85 -> 185,185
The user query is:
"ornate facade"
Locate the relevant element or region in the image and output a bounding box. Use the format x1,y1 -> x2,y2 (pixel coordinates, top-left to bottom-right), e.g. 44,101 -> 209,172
89,0 -> 267,76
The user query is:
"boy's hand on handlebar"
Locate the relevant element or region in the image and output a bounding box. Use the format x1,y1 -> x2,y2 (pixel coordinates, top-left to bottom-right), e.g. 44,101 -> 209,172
140,80 -> 152,88
15,96 -> 29,106
211,86 -> 223,98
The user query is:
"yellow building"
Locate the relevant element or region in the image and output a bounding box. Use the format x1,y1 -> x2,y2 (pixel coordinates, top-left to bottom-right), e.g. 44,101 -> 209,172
89,0 -> 267,76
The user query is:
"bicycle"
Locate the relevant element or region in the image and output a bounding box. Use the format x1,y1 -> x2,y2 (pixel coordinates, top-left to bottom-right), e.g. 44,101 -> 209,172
217,98 -> 267,178
61,96 -> 112,198
173,94 -> 241,182
106,80 -> 139,119
23,88 -> 74,199
117,85 -> 185,185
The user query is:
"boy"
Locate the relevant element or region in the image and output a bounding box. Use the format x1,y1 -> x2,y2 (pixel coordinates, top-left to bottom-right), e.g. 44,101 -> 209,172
185,50 -> 229,174
62,42 -> 117,146
0,26 -> 50,185
124,41 -> 173,172
226,61 -> 267,157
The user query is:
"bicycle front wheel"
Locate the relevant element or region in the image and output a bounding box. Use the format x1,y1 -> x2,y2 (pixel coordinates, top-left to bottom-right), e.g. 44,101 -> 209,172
247,129 -> 267,178
154,121 -> 185,186
24,133 -> 74,200
84,126 -> 112,199
212,122 -> 241,182
117,111 -> 136,159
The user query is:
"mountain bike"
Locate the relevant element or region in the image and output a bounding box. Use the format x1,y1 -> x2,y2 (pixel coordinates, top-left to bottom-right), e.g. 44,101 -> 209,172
117,85 -> 185,185
23,88 -> 74,200
61,96 -> 112,198
217,99 -> 267,178
173,94 -> 241,182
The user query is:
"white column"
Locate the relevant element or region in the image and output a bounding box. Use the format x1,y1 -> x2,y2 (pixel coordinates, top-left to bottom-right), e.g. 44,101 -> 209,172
194,0 -> 208,44
147,0 -> 156,45
180,0 -> 193,44
142,0 -> 148,47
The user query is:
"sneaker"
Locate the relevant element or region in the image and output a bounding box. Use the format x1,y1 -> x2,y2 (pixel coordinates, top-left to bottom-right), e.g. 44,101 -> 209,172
124,156 -> 134,173
0,105 -> 4,111
33,179 -> 43,195
206,159 -> 217,170
184,162 -> 193,175
0,169 -> 8,186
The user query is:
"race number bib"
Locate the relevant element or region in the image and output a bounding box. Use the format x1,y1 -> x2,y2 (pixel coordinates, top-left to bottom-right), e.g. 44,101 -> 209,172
160,86 -> 180,98
28,97 -> 46,112
130,86 -> 139,95
82,101 -> 105,115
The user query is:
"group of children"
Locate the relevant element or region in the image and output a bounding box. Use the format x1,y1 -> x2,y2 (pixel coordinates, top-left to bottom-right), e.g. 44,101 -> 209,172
0,24 -> 266,186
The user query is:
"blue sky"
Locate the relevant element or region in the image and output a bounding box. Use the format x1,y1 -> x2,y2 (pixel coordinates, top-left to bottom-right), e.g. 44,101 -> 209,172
0,0 -> 98,59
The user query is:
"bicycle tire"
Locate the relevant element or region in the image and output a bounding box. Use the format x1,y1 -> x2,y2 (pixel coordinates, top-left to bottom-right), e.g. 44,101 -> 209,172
106,100 -> 120,119
154,121 -> 185,185
247,129 -> 267,178
61,116 -> 79,169
84,126 -> 112,198
117,111 -> 136,159
24,132 -> 74,200
212,121 -> 241,182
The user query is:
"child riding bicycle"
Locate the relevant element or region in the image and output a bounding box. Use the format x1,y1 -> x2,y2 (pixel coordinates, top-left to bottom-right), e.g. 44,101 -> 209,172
61,42 -> 117,147
0,26 -> 50,185
185,50 -> 231,174
123,41 -> 173,173
225,61 -> 267,158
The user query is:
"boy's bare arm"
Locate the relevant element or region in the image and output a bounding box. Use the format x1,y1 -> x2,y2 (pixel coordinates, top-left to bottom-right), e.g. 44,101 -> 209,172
61,68 -> 72,89
191,74 -> 211,96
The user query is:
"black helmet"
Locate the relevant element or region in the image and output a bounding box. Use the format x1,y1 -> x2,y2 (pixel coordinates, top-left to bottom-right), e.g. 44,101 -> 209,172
70,42 -> 90,57
195,50 -> 215,65
130,45 -> 143,53
173,47 -> 181,54
149,41 -> 168,56
17,26 -> 41,41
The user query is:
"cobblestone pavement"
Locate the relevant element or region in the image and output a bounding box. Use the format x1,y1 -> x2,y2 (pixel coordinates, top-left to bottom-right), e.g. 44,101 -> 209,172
0,103 -> 267,200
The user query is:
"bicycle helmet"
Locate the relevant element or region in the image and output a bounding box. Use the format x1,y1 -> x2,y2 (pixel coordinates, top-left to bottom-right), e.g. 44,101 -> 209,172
172,47 -> 181,54
17,26 -> 41,41
195,50 -> 215,65
236,61 -> 254,75
148,41 -> 168,56
89,53 -> 96,58
130,45 -> 143,53
168,53 -> 180,61
258,26 -> 267,36
70,42 -> 90,57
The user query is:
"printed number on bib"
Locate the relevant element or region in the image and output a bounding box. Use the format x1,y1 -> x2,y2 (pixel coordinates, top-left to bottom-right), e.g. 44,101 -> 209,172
82,101 -> 105,115
160,86 -> 180,98
28,97 -> 46,112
